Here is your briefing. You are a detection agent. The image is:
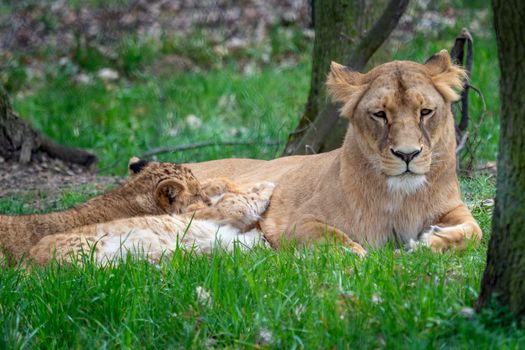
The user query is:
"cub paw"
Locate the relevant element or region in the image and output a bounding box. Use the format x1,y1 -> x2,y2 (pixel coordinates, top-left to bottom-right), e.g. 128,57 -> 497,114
202,178 -> 240,197
250,181 -> 276,199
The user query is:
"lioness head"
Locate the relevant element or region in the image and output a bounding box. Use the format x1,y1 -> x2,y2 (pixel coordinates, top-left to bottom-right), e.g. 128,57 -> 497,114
327,50 -> 466,193
126,157 -> 211,214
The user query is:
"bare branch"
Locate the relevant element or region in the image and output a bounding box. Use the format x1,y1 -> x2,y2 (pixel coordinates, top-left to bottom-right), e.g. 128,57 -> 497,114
347,0 -> 410,70
141,140 -> 280,158
451,28 -> 474,133
456,132 -> 469,155
469,84 -> 487,120
284,0 -> 410,156
1,85 -> 97,166
39,135 -> 98,168
456,84 -> 487,175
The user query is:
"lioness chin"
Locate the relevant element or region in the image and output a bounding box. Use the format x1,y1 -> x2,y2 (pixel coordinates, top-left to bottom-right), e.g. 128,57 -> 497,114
184,50 -> 482,255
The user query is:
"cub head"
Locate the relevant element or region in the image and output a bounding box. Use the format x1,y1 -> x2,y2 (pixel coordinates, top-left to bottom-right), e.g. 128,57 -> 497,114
327,50 -> 466,193
126,157 -> 211,214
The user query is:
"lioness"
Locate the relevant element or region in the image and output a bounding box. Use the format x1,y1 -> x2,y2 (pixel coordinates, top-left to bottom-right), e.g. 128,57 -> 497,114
185,50 -> 482,255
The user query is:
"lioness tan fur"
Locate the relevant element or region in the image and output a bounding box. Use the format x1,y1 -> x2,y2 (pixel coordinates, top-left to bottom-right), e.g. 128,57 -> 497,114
184,51 -> 482,255
29,180 -> 274,265
0,158 -> 209,262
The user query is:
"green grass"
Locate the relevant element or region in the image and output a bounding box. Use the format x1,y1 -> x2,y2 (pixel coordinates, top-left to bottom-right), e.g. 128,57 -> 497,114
2,177 -> 520,349
12,62 -> 310,175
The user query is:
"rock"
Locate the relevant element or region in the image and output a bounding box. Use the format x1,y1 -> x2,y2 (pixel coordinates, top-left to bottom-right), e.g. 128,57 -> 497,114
481,199 -> 495,207
185,114 -> 202,129
459,307 -> 476,319
256,328 -> 274,345
75,73 -> 92,85
97,68 -> 119,82
195,286 -> 212,306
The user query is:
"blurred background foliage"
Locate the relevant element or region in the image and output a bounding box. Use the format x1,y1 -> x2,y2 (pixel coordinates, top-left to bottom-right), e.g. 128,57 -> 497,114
0,0 -> 496,174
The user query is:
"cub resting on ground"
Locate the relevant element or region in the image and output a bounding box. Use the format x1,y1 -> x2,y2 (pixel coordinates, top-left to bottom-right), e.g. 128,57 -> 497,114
30,179 -> 274,265
0,157 -> 209,262
184,50 -> 482,255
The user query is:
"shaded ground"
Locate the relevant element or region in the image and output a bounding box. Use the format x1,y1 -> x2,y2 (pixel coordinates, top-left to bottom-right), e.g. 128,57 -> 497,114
0,153 -> 120,202
0,0 -> 311,66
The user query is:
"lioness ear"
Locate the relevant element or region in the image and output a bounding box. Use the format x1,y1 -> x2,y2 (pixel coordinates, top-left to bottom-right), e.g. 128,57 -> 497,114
155,179 -> 186,211
326,62 -> 367,118
424,50 -> 467,102
128,157 -> 149,176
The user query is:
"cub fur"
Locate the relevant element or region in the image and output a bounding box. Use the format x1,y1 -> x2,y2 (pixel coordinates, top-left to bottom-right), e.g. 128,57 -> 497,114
0,157 -> 209,262
30,180 -> 274,264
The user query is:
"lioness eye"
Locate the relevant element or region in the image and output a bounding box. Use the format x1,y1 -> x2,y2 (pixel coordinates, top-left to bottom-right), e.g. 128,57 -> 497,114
372,111 -> 387,120
420,109 -> 433,117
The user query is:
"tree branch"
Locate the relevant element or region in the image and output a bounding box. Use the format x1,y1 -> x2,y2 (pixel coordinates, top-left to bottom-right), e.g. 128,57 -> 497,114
285,0 -> 410,156
141,140 -> 280,158
39,135 -> 98,168
347,0 -> 410,70
450,28 -> 474,133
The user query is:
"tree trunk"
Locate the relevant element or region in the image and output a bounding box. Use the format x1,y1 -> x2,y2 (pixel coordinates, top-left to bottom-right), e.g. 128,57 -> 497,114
0,84 -> 98,167
0,85 -> 40,163
283,0 -> 409,156
477,0 -> 525,317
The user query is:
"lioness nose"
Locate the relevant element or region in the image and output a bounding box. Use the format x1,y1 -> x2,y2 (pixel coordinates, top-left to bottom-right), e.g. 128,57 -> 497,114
390,148 -> 422,163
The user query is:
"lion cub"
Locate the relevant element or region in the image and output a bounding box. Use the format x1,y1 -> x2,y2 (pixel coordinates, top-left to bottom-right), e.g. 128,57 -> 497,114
30,179 -> 274,265
0,157 -> 210,263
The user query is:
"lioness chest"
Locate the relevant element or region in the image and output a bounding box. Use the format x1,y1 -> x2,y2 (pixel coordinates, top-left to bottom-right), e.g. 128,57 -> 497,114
330,195 -> 433,246
262,182 -> 438,247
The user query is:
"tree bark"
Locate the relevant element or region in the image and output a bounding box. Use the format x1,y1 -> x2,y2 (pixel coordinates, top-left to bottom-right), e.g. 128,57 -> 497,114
283,0 -> 409,156
0,84 -> 97,167
0,85 -> 40,163
477,0 -> 525,317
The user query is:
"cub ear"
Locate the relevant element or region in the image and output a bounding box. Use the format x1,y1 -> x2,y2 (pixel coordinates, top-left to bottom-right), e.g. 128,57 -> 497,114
424,50 -> 467,102
128,157 -> 149,176
326,62 -> 367,118
155,179 -> 185,211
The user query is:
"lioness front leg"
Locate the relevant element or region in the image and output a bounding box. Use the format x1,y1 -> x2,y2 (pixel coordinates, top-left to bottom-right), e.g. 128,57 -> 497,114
420,204 -> 482,252
292,218 -> 367,257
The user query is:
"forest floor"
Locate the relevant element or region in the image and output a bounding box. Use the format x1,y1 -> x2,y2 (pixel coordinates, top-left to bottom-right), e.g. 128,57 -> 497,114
0,153 -> 119,199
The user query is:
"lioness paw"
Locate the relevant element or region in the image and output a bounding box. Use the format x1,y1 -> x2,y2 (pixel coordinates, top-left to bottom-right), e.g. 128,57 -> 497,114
419,224 -> 467,253
346,243 -> 367,258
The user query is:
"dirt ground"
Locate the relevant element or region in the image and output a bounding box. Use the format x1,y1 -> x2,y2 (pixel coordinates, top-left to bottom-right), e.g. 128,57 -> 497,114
0,0 -> 311,60
0,153 -> 122,206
